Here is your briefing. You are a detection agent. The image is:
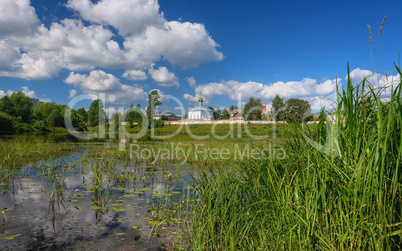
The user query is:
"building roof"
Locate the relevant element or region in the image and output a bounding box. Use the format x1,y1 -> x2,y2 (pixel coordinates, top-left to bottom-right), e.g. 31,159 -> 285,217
230,109 -> 243,115
154,113 -> 181,117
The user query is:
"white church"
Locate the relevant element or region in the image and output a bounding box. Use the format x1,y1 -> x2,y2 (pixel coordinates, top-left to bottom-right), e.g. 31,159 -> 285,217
188,96 -> 214,120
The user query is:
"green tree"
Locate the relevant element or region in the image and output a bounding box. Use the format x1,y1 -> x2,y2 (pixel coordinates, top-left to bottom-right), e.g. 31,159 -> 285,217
272,95 -> 285,121
229,105 -> 238,112
243,96 -> 262,120
208,106 -> 222,120
125,104 -> 143,127
284,98 -> 313,123
214,106 -> 222,120
88,99 -> 107,127
77,108 -> 88,123
9,92 -> 33,123
111,112 -> 121,131
0,112 -> 14,131
68,108 -> 87,131
154,118 -> 164,128
0,95 -> 13,115
222,108 -> 230,119
33,102 -> 58,121
32,120 -> 49,132
146,90 -> 161,128
47,108 -> 64,128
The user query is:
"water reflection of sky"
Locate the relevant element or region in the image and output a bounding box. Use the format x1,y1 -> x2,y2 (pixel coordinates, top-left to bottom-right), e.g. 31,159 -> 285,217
0,148 -> 195,250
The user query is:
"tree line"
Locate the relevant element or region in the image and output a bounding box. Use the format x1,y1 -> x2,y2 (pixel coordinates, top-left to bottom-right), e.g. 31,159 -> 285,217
206,95 -> 313,122
0,91 -> 88,132
0,90 -> 164,132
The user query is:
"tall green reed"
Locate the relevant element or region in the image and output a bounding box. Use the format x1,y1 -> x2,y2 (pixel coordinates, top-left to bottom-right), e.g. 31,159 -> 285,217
188,64 -> 401,250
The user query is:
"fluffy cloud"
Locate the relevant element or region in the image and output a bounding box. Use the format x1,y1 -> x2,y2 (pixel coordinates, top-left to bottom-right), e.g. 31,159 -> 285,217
0,0 -> 223,80
347,68 -> 400,90
195,78 -> 335,101
69,89 -> 77,99
0,0 -> 40,37
122,69 -> 148,81
64,70 -> 146,104
184,78 -> 338,111
21,86 -> 37,99
183,93 -> 199,103
124,21 -> 223,68
148,66 -> 179,87
0,18 -> 125,79
187,77 -> 196,88
66,0 -> 164,36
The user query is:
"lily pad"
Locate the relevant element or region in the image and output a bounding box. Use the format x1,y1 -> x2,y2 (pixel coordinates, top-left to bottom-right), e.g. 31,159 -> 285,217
139,187 -> 152,191
115,233 -> 126,236
90,206 -> 102,210
112,207 -> 127,212
123,194 -> 137,198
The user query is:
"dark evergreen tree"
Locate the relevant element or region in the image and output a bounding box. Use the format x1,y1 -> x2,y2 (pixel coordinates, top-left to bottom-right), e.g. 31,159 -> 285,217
243,96 -> 262,120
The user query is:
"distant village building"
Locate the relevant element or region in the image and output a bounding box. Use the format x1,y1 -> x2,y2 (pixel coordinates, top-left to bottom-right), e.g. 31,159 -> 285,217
230,109 -> 244,120
261,105 -> 266,115
153,114 -> 182,121
120,122 -> 138,126
188,96 -> 214,120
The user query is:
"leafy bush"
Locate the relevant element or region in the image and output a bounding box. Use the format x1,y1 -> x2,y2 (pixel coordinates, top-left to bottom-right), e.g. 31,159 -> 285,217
32,120 -> 50,132
0,112 -> 13,131
154,119 -> 164,128
13,122 -> 32,132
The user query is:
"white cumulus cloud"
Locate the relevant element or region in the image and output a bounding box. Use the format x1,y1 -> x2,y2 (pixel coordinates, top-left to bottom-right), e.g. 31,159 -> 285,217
0,0 -> 223,80
186,76 -> 196,88
148,66 -> 179,88
69,89 -> 77,99
66,0 -> 164,36
184,77 -> 339,111
64,70 -> 147,104
122,69 -> 148,81
0,0 -> 40,37
124,21 -> 223,68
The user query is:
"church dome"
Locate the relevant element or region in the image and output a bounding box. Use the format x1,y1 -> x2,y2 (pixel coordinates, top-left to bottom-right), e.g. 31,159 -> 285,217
198,97 -> 203,102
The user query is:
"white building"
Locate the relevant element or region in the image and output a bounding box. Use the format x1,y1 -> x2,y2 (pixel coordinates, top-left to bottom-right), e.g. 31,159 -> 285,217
188,97 -> 214,120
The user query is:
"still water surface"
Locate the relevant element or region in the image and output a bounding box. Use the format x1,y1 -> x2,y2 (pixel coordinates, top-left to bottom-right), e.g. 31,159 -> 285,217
0,142 -> 195,250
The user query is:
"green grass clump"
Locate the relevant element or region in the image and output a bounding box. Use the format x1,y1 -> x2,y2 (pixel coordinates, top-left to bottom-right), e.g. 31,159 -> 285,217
0,136 -> 74,167
188,64 -> 402,250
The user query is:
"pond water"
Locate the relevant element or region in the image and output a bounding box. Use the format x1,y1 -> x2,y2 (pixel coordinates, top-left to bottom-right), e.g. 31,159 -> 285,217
0,144 -> 196,250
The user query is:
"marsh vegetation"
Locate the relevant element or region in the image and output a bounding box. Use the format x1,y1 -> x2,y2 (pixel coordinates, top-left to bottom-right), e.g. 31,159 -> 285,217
1,66 -> 401,250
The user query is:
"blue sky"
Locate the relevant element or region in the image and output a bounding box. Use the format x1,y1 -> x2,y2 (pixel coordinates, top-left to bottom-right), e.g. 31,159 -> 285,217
0,0 -> 401,115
